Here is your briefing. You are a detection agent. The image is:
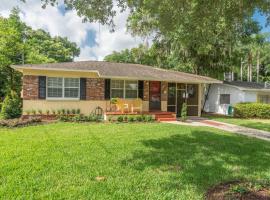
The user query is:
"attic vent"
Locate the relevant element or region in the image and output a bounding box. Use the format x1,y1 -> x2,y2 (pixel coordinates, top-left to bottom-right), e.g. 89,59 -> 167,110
265,82 -> 270,89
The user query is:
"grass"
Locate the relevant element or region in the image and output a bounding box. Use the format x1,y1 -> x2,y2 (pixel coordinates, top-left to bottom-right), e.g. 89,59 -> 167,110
204,114 -> 270,132
0,122 -> 270,199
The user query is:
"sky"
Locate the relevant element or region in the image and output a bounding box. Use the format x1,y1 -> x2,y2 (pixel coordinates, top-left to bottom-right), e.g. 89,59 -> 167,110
0,1 -> 269,61
0,0 -> 144,61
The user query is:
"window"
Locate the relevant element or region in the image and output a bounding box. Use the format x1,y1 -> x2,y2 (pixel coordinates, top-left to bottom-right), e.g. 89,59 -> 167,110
220,94 -> 230,104
125,80 -> 138,98
64,78 -> 80,98
111,80 -> 138,99
111,80 -> 124,98
47,77 -> 63,98
47,77 -> 80,99
258,95 -> 270,104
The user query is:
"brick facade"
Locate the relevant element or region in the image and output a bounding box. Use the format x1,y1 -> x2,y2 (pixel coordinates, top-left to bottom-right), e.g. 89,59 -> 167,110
161,81 -> 168,101
86,78 -> 105,100
23,75 -> 39,100
143,81 -> 149,101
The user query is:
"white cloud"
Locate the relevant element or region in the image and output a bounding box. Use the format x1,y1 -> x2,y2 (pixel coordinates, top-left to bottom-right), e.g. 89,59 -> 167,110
0,0 -> 144,61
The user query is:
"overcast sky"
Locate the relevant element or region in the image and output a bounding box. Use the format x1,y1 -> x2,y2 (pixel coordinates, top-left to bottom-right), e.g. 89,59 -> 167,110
0,1 -> 268,61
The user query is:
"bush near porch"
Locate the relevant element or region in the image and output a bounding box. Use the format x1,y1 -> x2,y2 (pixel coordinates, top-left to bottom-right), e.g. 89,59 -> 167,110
233,103 -> 270,119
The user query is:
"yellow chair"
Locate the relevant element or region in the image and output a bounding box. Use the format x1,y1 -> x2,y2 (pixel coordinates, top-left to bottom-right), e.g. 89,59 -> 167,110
131,98 -> 142,113
116,98 -> 129,113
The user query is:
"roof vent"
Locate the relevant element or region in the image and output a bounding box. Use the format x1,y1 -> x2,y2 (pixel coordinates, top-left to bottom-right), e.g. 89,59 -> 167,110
265,82 -> 270,89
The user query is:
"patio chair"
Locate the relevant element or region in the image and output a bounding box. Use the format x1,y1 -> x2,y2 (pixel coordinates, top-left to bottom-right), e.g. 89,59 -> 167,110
116,98 -> 129,113
131,98 -> 142,113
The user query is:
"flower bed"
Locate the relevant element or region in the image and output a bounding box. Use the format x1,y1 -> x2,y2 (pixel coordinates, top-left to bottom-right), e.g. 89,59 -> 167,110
0,117 -> 42,128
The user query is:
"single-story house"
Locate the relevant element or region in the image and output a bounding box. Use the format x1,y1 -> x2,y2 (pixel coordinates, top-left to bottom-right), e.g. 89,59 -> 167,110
203,81 -> 270,115
13,61 -> 221,120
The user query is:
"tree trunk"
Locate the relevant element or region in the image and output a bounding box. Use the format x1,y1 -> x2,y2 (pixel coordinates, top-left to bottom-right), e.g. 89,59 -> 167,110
256,50 -> 260,83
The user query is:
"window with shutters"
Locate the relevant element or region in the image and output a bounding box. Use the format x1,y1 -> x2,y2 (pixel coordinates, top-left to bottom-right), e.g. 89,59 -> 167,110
47,77 -> 80,99
111,80 -> 138,99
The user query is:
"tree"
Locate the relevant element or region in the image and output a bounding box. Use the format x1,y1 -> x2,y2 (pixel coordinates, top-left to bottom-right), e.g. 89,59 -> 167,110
0,8 -> 80,98
0,90 -> 22,119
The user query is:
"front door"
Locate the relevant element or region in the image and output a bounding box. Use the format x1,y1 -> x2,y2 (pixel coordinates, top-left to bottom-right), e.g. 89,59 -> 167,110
149,81 -> 161,111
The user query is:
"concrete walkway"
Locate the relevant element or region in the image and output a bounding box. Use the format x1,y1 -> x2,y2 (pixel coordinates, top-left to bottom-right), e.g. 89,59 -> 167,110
165,118 -> 270,142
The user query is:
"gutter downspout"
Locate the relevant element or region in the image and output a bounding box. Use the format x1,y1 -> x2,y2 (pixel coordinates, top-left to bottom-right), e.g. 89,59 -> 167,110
202,84 -> 212,113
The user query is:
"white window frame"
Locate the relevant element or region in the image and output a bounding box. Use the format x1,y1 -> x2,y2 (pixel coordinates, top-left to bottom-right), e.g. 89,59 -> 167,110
46,77 -> 80,100
110,79 -> 138,99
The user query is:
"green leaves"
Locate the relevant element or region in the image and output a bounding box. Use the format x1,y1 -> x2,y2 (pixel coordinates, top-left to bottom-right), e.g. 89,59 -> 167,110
0,8 -> 80,98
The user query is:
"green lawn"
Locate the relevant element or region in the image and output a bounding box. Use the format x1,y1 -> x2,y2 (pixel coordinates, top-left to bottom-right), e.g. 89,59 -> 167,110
204,114 -> 270,132
0,123 -> 270,199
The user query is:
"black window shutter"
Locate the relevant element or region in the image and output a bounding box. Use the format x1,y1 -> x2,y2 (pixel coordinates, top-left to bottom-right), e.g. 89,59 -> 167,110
38,76 -> 46,99
104,79 -> 111,100
80,78 -> 86,100
138,80 -> 144,99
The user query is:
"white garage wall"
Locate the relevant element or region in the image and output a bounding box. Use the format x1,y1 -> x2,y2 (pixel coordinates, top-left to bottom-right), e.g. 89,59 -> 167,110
203,84 -> 256,115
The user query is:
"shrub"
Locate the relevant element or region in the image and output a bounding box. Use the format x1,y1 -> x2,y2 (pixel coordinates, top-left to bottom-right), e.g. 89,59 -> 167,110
234,103 -> 270,119
181,103 -> 188,121
57,109 -> 61,115
145,115 -> 153,122
0,91 -> 22,119
76,109 -> 80,114
0,117 -> 42,128
128,116 -> 135,122
136,115 -> 143,122
71,109 -> 76,114
66,109 -> 70,115
117,115 -> 124,122
38,109 -> 42,115
61,109 -> 66,115
46,110 -> 50,115
31,109 -> 36,115
51,110 -> 56,115
58,114 -> 102,122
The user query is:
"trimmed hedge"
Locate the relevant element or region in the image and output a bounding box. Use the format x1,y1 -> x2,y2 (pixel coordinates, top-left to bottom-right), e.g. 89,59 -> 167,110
58,114 -> 103,122
109,115 -> 154,123
233,103 -> 270,119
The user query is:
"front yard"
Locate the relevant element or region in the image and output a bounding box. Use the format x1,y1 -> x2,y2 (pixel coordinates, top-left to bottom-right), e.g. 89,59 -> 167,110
204,114 -> 270,132
0,123 -> 270,199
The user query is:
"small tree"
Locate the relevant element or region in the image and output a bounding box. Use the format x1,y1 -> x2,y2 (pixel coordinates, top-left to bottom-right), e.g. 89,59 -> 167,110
0,91 -> 22,119
181,103 -> 187,122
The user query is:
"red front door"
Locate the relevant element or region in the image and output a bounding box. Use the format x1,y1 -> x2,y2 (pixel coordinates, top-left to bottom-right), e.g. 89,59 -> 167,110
149,81 -> 161,111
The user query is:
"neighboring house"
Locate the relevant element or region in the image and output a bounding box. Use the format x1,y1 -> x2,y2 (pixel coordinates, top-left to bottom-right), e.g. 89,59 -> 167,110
13,61 -> 220,118
203,81 -> 270,115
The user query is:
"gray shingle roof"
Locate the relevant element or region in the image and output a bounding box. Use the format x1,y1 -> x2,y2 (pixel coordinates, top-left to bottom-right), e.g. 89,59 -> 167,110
13,61 -> 221,83
224,81 -> 270,90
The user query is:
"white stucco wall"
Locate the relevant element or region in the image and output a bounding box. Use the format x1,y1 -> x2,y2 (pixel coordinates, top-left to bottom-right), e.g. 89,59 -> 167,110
203,84 -> 257,115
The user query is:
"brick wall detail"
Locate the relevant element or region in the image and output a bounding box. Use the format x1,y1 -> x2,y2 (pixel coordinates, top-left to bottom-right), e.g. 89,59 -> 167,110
143,81 -> 149,101
86,78 -> 105,100
23,75 -> 39,100
161,81 -> 168,101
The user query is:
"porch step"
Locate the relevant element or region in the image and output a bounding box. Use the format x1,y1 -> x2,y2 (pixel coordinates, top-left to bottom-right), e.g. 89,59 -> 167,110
155,114 -> 175,118
157,118 -> 177,122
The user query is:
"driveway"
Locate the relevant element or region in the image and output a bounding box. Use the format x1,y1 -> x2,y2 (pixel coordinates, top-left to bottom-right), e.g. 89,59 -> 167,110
165,118 -> 270,142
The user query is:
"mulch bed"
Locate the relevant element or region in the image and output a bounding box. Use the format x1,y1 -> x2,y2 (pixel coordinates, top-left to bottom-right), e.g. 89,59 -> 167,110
206,180 -> 270,200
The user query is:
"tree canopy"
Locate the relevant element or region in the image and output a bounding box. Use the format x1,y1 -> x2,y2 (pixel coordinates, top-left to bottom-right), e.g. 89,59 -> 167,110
29,0 -> 270,79
0,8 -> 80,98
